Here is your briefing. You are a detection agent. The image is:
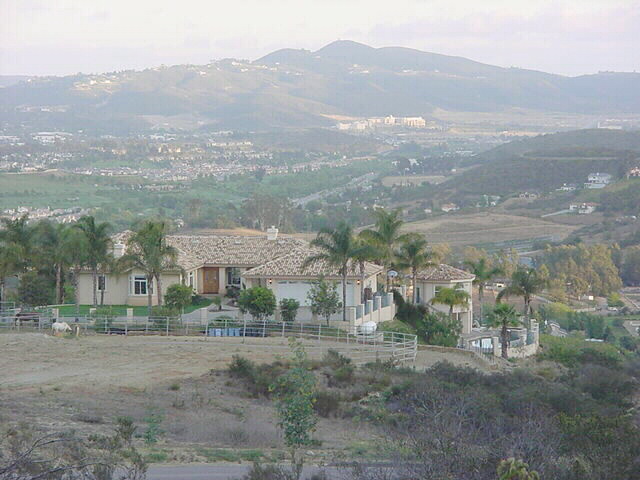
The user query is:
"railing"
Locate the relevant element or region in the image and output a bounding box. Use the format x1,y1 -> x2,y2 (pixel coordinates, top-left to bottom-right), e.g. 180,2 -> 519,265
204,319 -> 418,365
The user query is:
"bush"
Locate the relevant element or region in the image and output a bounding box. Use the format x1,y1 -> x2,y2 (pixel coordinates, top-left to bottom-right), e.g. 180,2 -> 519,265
229,355 -> 257,380
238,287 -> 276,321
539,335 -> 624,368
279,298 -> 300,323
619,335 -> 638,351
164,284 -> 193,311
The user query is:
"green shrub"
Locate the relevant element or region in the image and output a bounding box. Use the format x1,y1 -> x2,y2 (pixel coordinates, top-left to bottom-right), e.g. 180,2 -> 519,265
238,287 -> 276,321
164,284 -> 193,311
228,355 -> 256,380
279,298 -> 300,323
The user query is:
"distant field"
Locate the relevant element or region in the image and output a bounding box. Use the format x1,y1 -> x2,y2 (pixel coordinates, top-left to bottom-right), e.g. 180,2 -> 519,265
402,212 -> 578,247
381,175 -> 447,186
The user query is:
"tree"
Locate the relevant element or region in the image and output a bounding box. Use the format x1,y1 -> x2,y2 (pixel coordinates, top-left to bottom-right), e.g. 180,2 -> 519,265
497,266 -> 547,324
164,284 -> 193,312
305,222 -> 362,322
0,243 -> 22,303
307,278 -> 341,325
430,283 -> 470,321
0,214 -> 32,266
279,298 -> 300,323
119,220 -> 179,312
486,303 -> 520,359
497,458 -> 540,480
75,216 -> 112,307
395,235 -> 435,304
17,271 -> 54,307
361,208 -> 411,289
238,286 -> 276,321
352,234 -> 380,303
419,311 -> 462,347
271,340 -> 318,480
464,257 -> 502,322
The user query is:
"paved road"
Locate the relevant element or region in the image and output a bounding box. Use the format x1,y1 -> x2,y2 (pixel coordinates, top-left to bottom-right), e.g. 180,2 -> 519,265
148,464 -> 341,480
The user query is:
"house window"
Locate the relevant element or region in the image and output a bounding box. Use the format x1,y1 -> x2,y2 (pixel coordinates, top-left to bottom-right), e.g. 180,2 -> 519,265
435,286 -> 442,296
130,275 -> 148,295
188,271 -> 194,288
227,267 -> 241,286
416,287 -> 421,303
97,275 -> 107,291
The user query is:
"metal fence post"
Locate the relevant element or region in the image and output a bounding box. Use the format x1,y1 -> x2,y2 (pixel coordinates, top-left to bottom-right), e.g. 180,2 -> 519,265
282,322 -> 285,338
318,323 -> 321,342
242,317 -> 247,344
166,317 -> 169,336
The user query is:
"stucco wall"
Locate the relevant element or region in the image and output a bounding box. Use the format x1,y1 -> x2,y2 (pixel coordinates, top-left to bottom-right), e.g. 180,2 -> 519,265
77,270 -> 181,306
416,279 -> 474,334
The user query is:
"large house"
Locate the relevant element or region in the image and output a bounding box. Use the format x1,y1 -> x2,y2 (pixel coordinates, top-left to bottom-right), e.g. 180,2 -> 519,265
413,264 -> 475,334
585,172 -> 612,189
76,228 -> 381,319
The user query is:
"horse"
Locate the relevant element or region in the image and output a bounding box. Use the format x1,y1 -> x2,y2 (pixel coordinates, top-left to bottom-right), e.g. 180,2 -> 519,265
51,321 -> 72,336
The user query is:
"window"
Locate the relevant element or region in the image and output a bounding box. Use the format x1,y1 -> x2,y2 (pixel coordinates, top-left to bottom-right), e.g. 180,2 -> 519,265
97,275 -> 107,291
416,287 -> 421,303
130,275 -> 148,295
227,267 -> 241,286
188,271 -> 194,288
435,286 -> 442,295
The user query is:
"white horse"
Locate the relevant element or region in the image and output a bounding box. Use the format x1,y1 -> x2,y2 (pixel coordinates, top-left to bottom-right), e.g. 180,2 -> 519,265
51,321 -> 72,335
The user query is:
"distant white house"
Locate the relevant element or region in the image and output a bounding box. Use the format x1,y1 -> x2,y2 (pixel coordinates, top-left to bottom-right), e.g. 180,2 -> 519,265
557,183 -> 577,192
627,167 -> 640,178
569,202 -> 598,215
441,203 -> 459,213
585,173 -> 612,189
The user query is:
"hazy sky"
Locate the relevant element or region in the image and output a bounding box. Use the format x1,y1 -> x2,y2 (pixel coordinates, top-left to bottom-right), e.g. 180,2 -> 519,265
1,0 -> 638,76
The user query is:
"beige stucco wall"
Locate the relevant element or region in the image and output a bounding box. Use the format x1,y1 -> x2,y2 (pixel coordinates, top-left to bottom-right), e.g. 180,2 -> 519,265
77,270 -> 181,306
416,279 -> 474,334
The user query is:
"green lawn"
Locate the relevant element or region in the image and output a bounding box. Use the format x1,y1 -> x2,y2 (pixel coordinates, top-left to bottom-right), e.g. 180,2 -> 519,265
55,298 -> 212,316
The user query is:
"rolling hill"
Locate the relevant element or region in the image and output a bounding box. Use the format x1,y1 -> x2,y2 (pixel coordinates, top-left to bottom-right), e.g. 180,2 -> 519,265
2,40 -> 640,133
436,129 -> 640,199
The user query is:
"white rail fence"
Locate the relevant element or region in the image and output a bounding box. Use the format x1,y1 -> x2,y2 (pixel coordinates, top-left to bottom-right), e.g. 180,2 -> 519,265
0,313 -> 417,366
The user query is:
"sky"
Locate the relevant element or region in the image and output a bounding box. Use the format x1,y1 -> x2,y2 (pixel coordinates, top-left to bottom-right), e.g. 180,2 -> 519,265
1,0 -> 638,77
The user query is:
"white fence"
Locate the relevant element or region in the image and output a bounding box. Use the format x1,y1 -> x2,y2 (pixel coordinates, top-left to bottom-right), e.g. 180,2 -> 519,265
0,313 -> 417,366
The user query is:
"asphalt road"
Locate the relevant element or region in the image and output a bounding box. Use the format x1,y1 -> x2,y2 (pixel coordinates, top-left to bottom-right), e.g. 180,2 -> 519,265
148,464 -> 342,480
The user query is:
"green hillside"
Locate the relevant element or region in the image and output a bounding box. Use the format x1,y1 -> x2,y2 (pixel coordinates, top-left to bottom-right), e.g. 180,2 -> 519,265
438,129 -> 640,198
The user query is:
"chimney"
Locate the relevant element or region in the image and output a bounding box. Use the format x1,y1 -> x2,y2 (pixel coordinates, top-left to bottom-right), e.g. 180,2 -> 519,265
113,243 -> 125,258
266,226 -> 278,241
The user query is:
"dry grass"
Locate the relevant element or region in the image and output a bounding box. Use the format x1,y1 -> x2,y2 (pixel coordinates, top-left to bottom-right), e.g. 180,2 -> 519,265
402,212 -> 578,246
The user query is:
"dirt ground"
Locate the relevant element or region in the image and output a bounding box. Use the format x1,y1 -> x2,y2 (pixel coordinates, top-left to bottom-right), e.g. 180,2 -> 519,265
402,212 -> 578,246
0,333 -> 486,463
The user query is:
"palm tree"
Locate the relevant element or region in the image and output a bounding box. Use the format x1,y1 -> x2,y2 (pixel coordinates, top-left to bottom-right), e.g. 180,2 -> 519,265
0,214 -> 32,272
361,208 -> 411,290
75,216 -> 112,307
486,303 -> 520,359
464,257 -> 502,322
430,283 -> 470,321
497,266 -> 547,325
395,236 -> 435,304
304,222 -> 362,322
119,220 -> 179,312
352,234 -> 381,303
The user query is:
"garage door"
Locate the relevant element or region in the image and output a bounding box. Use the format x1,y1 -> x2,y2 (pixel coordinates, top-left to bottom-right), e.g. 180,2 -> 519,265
277,281 -> 313,306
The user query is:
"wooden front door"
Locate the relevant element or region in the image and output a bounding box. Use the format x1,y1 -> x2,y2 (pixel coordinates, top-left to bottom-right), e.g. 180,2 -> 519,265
203,267 -> 219,294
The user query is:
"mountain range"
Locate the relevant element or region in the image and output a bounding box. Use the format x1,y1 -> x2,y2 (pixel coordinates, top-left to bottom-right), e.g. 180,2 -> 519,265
1,40 -> 640,133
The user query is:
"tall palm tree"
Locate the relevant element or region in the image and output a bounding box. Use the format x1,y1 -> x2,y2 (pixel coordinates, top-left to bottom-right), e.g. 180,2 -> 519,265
361,208 -> 411,290
352,234 -> 381,303
0,214 -> 32,272
119,220 -> 179,312
395,236 -> 435,304
75,216 -> 112,307
464,257 -> 502,322
486,302 -> 520,359
430,283 -> 470,321
304,222 -> 362,322
497,266 -> 547,325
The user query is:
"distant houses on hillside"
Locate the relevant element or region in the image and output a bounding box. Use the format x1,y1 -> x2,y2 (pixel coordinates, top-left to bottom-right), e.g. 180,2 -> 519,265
569,202 -> 598,215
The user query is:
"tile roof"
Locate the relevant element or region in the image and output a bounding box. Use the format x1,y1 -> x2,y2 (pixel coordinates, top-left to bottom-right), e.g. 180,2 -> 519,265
165,234 -> 306,270
243,247 -> 383,279
415,264 -> 475,282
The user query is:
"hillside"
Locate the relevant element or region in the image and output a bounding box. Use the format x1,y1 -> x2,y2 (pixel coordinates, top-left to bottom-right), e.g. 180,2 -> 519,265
438,129 -> 640,198
2,41 -> 640,133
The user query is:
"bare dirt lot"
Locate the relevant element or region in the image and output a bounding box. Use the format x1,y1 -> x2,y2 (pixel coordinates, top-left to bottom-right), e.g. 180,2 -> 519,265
0,333 -> 486,464
402,212 -> 579,246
